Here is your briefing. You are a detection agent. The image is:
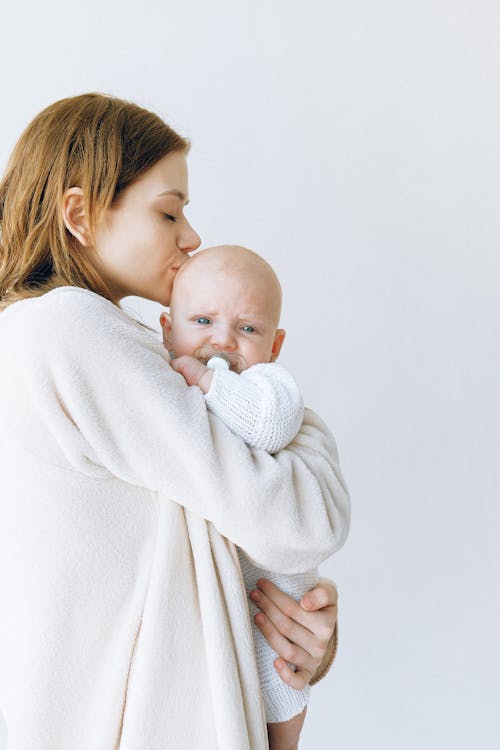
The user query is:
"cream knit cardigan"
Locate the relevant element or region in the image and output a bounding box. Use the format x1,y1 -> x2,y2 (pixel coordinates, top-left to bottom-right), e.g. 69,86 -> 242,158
0,287 -> 350,750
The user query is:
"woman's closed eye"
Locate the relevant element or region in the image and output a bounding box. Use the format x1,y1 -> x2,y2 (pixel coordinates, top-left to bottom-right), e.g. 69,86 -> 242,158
163,213 -> 177,222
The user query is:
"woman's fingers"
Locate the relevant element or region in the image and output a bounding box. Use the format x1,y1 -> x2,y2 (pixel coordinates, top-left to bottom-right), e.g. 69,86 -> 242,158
253,610 -> 315,687
250,578 -> 340,688
254,578 -> 336,646
300,579 -> 338,612
251,588 -> 324,664
273,657 -> 311,691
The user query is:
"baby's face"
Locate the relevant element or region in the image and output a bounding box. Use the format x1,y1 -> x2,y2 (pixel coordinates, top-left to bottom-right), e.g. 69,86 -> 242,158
162,257 -> 285,372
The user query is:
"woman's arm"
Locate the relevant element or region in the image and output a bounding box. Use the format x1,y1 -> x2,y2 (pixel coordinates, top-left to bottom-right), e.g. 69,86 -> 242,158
19,288 -> 350,573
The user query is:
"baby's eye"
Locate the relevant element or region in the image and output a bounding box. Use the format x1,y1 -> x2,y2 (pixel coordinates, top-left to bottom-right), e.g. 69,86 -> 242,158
195,317 -> 211,325
241,325 -> 255,333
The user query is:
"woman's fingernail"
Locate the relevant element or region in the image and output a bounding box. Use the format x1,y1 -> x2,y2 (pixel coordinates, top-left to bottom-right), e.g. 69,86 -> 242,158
250,590 -> 260,603
255,612 -> 266,626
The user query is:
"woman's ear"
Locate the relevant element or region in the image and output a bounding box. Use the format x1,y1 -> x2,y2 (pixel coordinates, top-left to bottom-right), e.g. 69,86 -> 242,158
270,329 -> 286,362
62,187 -> 92,247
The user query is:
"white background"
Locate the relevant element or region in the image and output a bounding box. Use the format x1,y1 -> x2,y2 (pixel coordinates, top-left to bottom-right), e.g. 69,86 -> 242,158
1,1 -> 499,748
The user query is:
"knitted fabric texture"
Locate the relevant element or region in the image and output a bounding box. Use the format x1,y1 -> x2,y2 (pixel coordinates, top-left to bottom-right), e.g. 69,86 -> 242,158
205,363 -> 304,454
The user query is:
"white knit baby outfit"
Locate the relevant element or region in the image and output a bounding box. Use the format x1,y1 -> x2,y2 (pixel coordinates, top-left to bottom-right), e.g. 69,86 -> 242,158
205,359 -> 319,722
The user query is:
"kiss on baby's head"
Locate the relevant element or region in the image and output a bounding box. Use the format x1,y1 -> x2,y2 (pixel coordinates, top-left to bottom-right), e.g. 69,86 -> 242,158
160,245 -> 286,373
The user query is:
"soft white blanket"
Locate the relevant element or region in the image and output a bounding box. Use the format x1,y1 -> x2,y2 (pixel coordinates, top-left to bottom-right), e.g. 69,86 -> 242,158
0,287 -> 350,749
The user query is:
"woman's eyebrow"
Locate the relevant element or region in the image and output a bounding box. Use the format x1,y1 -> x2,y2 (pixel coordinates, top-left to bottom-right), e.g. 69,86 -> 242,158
157,188 -> 189,205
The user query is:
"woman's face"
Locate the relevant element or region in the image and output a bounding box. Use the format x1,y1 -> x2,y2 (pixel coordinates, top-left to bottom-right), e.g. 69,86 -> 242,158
93,151 -> 201,305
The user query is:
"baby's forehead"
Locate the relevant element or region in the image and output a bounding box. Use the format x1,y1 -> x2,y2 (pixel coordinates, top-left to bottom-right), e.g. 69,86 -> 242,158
181,254 -> 278,290
184,266 -> 278,306
172,246 -> 282,318
185,252 -> 263,277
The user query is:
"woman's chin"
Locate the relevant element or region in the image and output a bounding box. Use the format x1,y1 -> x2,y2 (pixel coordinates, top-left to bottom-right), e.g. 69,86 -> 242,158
131,285 -> 171,306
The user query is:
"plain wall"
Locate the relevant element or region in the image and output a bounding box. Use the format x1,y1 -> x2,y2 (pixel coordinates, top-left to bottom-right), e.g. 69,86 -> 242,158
1,1 -> 499,748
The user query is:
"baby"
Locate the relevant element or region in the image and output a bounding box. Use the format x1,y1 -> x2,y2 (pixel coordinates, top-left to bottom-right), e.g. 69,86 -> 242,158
160,245 -> 321,747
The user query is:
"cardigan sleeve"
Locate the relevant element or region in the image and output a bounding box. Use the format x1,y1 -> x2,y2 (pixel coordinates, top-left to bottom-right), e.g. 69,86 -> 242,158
204,362 -> 304,453
21,288 -> 350,575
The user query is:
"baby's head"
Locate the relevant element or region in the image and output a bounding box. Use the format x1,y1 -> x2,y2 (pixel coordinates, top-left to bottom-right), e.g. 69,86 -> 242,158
160,245 -> 286,373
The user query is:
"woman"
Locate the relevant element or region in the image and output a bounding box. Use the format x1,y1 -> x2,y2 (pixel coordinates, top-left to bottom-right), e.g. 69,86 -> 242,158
0,93 -> 350,749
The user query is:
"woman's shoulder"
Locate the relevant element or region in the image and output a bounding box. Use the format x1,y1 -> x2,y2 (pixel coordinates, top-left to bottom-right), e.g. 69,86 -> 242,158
2,285 -> 116,321
34,286 -> 128,321
2,285 -> 162,352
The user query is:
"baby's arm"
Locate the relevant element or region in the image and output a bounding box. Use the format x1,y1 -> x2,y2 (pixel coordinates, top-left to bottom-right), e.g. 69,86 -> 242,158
170,355 -> 304,453
205,360 -> 304,453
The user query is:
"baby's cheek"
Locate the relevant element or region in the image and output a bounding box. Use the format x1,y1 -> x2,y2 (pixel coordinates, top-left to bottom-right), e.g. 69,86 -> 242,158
171,330 -> 199,358
247,342 -> 274,367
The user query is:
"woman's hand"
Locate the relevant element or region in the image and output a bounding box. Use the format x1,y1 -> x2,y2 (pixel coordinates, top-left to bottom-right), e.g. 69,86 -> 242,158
249,578 -> 338,689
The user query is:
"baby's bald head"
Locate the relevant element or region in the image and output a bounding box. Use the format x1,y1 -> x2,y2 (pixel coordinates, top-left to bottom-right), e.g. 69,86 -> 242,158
172,245 -> 282,327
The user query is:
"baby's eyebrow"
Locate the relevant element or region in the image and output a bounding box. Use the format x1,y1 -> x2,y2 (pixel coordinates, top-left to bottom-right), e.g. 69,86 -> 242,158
237,313 -> 266,323
157,188 -> 189,205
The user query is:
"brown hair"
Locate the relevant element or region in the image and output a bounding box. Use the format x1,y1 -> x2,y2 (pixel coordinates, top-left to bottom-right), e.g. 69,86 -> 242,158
0,93 -> 189,311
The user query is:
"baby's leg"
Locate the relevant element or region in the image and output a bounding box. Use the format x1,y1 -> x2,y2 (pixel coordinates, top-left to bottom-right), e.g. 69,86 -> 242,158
267,706 -> 307,750
237,547 -> 319,726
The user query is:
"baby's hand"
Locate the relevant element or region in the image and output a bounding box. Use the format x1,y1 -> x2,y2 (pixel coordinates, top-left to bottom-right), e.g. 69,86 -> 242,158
170,355 -> 214,393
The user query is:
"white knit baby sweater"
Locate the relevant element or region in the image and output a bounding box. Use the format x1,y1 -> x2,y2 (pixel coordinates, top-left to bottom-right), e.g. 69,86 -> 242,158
205,361 -> 319,722
205,361 -> 305,455
0,287 -> 350,750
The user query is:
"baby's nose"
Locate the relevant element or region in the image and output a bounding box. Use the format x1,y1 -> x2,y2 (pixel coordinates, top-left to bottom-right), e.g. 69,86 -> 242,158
210,326 -> 237,351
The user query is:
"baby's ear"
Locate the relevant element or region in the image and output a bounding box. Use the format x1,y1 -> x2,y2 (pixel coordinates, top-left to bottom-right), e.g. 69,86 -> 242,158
270,329 -> 286,362
159,311 -> 172,348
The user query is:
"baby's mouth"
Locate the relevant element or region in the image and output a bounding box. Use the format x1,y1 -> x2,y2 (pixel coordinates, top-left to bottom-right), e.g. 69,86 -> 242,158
194,346 -> 246,374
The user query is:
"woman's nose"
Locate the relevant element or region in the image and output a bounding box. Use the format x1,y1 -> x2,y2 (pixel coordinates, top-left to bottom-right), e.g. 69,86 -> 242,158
178,220 -> 201,254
